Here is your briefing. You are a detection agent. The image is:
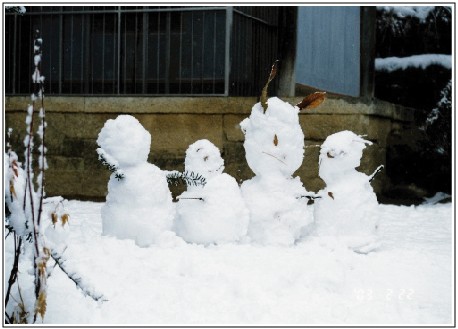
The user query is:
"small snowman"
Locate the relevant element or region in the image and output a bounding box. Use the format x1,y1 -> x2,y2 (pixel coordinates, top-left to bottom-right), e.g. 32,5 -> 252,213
97,115 -> 175,247
313,130 -> 380,253
240,97 -> 313,246
175,139 -> 249,245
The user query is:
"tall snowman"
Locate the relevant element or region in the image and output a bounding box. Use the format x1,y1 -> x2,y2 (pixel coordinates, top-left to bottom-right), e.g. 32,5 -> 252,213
240,94 -> 314,246
175,139 -> 249,245
97,115 -> 175,247
314,130 -> 380,252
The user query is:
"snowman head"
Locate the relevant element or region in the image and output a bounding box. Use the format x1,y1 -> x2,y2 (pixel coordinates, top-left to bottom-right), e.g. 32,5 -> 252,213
319,130 -> 372,183
185,139 -> 224,180
240,97 -> 304,177
97,115 -> 151,168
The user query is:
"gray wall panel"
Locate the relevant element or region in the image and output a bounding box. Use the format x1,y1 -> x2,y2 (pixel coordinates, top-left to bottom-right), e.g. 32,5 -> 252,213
296,6 -> 360,96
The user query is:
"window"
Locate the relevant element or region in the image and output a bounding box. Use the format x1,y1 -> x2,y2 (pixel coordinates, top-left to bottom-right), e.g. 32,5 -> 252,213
5,6 -> 280,96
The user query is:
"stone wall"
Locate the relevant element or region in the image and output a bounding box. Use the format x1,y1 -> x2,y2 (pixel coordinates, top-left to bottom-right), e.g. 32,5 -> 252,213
5,95 -> 414,202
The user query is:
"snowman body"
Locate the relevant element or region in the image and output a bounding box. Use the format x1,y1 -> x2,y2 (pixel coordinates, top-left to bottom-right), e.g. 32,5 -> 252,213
240,97 -> 312,246
97,115 -> 175,247
175,139 -> 249,245
314,130 -> 379,249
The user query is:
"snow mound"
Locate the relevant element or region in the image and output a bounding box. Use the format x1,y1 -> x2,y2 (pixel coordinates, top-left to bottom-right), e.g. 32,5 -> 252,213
14,200 -> 452,325
97,115 -> 175,247
184,139 -> 224,180
97,115 -> 151,167
4,151 -> 28,236
318,130 -> 372,183
176,140 -> 249,245
314,131 -> 378,250
242,175 -> 312,246
240,97 -> 312,245
240,97 -> 304,177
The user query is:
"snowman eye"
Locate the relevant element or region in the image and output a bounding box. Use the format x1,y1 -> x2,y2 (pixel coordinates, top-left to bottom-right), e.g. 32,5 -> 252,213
326,151 -> 334,158
203,156 -> 209,161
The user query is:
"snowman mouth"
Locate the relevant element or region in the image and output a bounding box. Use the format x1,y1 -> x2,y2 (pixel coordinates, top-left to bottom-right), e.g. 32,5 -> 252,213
262,151 -> 287,165
208,164 -> 224,174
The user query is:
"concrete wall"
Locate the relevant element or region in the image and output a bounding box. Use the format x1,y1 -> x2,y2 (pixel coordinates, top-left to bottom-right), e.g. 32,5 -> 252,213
5,96 -> 414,202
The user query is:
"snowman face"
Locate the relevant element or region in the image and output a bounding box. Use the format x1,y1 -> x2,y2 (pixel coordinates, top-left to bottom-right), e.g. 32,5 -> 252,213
97,115 -> 151,168
185,139 -> 224,179
318,131 -> 371,183
241,97 -> 304,177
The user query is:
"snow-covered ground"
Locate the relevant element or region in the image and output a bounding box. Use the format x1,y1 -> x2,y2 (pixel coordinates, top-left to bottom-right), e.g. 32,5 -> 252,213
5,199 -> 453,325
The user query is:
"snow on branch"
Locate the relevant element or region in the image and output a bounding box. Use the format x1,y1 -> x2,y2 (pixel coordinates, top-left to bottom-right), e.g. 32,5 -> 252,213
377,6 -> 435,22
375,54 -> 451,72
96,148 -> 125,180
50,251 -> 107,303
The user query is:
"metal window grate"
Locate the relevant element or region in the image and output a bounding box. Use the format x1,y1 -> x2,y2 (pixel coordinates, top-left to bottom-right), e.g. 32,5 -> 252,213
5,6 -> 280,97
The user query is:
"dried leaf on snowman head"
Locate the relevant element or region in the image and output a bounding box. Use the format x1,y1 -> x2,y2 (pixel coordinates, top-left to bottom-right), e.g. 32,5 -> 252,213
296,92 -> 326,111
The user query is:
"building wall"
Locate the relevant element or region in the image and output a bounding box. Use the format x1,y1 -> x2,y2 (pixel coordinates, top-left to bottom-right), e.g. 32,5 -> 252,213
5,96 -> 414,202
296,6 -> 361,97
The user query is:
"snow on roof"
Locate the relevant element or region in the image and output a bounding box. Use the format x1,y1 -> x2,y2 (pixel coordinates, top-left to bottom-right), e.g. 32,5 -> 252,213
5,6 -> 26,14
377,6 -> 435,22
375,54 -> 451,72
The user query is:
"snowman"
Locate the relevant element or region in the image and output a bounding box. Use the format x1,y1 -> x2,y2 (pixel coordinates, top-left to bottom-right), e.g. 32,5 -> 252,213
240,97 -> 313,246
96,115 -> 175,247
313,130 -> 380,253
175,139 -> 249,245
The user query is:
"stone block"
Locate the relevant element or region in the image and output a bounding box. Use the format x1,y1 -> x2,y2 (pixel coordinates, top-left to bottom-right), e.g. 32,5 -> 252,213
300,176 -> 325,193
64,113 -> 116,139
138,114 -> 223,152
223,142 -> 248,165
44,113 -> 67,154
45,170 -> 84,198
47,156 -> 84,171
300,114 -> 371,141
149,150 -> 185,172
300,141 -> 321,178
223,114 -> 246,142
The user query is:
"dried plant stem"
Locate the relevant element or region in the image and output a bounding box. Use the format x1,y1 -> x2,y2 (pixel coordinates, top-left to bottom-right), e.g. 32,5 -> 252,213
5,233 -> 23,308
30,28 -> 47,324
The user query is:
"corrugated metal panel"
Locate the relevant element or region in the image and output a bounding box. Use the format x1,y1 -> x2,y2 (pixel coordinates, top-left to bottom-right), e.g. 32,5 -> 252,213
296,6 -> 360,97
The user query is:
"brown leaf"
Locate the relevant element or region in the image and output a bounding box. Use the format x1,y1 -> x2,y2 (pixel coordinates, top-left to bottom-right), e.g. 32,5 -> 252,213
273,134 -> 278,146
43,247 -> 51,258
35,291 -> 47,320
296,92 -> 326,111
261,60 -> 279,112
9,180 -> 17,199
12,160 -> 19,177
328,191 -> 334,200
61,214 -> 69,226
37,261 -> 46,278
51,212 -> 58,225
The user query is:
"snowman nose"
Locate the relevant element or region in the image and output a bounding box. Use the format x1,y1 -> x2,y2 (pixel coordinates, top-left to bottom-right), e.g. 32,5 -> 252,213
327,150 -> 346,158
